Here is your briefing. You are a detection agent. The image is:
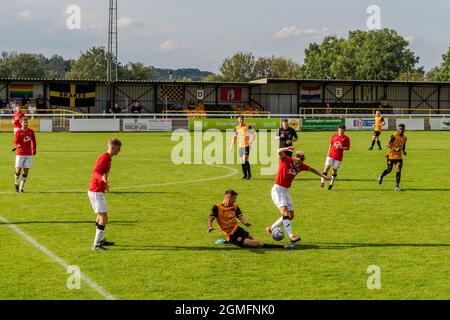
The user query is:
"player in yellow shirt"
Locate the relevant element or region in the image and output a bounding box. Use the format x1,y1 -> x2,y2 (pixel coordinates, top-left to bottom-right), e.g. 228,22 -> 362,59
230,116 -> 256,180
368,111 -> 385,150
208,189 -> 295,250
378,124 -> 407,191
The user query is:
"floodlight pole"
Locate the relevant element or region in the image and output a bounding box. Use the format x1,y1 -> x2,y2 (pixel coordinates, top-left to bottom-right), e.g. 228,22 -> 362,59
107,0 -> 118,82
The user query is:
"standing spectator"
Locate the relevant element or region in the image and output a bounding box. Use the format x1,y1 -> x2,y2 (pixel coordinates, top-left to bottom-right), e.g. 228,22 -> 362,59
36,95 -> 47,113
130,101 -> 143,114
325,103 -> 332,114
9,99 -> 17,111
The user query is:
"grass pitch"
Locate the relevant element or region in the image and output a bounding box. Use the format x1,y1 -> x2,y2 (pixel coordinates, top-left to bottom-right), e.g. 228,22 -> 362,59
0,131 -> 449,300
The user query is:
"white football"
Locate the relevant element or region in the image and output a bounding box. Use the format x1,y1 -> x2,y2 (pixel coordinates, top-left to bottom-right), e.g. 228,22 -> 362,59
271,228 -> 284,241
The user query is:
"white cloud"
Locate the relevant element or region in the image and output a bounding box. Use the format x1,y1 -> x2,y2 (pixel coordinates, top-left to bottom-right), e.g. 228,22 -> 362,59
403,35 -> 415,44
18,10 -> 32,19
159,39 -> 188,52
273,26 -> 329,39
118,16 -> 143,29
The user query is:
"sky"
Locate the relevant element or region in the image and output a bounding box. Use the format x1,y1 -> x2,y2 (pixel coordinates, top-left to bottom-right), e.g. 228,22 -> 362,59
1,0 -> 449,73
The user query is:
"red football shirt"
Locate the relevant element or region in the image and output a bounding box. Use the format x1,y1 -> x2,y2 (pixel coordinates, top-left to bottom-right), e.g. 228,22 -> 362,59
274,156 -> 310,189
14,128 -> 36,156
13,112 -> 25,128
89,152 -> 112,192
327,134 -> 350,161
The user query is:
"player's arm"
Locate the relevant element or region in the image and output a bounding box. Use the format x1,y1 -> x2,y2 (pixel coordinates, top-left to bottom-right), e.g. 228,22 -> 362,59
278,146 -> 294,158
275,128 -> 281,140
309,167 -> 331,180
403,141 -> 407,156
386,135 -> 396,150
207,205 -> 218,233
291,130 -> 298,143
340,139 -> 350,151
236,207 -> 251,227
13,130 -> 19,147
31,130 -> 37,155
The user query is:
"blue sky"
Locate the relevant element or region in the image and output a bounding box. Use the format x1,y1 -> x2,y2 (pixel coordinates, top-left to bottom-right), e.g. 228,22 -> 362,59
1,0 -> 449,72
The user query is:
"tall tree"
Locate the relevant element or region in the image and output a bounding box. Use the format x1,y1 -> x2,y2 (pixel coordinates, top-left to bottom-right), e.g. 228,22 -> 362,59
301,36 -> 344,79
429,45 -> 450,81
219,51 -> 257,81
254,56 -> 302,79
66,47 -> 112,80
0,52 -> 47,78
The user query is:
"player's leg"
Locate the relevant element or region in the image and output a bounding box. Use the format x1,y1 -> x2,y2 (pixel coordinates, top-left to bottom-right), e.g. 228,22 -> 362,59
379,159 -> 393,184
239,148 -> 247,179
395,161 -> 403,191
244,147 -> 251,180
19,168 -> 29,192
376,134 -> 382,150
328,160 -> 340,190
15,165 -> 22,192
93,212 -> 108,250
369,134 -> 376,150
321,160 -> 332,187
268,185 -> 287,233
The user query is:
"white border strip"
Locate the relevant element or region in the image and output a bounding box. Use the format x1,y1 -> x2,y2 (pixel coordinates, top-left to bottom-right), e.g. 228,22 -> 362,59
0,215 -> 117,300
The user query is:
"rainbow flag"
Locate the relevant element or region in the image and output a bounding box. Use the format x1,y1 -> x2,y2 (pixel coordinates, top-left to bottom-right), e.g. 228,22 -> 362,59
9,84 -> 34,98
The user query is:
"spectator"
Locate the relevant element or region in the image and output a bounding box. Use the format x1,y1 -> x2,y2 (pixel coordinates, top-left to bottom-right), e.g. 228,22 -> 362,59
326,103 -> 332,114
28,103 -> 37,119
22,95 -> 31,107
10,99 -> 17,111
108,103 -> 123,114
36,95 -> 47,113
130,101 -> 143,114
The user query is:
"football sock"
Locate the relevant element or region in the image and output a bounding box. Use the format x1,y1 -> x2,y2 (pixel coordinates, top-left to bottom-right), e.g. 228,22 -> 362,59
245,161 -> 251,176
321,172 -> 327,184
95,222 -> 105,241
330,173 -> 337,185
396,171 -> 401,186
282,216 -> 294,238
93,224 -> 105,247
377,141 -> 382,149
19,175 -> 27,190
241,164 -> 246,176
370,140 -> 375,148
271,217 -> 284,230
15,173 -> 20,185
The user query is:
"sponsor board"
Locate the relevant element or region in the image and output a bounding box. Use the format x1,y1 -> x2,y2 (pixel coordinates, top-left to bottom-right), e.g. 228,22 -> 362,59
430,118 -> 450,130
188,118 -> 280,131
123,119 -> 172,132
345,118 -> 388,131
301,118 -> 345,131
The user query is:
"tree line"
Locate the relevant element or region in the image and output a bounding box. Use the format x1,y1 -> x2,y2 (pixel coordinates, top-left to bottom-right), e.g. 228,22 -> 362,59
1,28 -> 449,82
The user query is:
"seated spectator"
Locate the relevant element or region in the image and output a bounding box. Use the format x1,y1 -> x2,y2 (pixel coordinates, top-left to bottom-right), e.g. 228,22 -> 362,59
36,95 -> 47,113
130,101 -> 143,113
108,103 -> 123,114
22,95 -> 31,107
28,103 -> 37,119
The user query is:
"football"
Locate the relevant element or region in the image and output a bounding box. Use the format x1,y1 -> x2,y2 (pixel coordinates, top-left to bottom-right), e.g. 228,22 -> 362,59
271,228 -> 285,241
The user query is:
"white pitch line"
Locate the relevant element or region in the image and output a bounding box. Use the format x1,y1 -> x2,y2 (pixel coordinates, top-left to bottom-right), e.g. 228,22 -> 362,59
0,215 -> 117,300
0,163 -> 239,194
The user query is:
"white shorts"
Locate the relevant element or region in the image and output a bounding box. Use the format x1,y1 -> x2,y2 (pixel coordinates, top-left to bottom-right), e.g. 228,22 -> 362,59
325,156 -> 342,170
271,184 -> 294,211
15,156 -> 32,169
88,191 -> 108,214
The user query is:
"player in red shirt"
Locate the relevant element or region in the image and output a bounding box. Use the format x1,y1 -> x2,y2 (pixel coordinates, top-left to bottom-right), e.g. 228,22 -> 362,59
320,124 -> 350,190
267,146 -> 329,244
14,117 -> 37,192
88,138 -> 122,251
11,105 -> 26,151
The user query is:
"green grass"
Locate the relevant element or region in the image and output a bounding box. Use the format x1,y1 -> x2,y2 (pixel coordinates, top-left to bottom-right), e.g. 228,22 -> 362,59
0,131 -> 450,300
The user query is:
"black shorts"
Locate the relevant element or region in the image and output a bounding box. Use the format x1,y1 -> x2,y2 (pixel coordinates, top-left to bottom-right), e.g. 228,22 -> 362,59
239,146 -> 250,157
229,226 -> 250,247
374,131 -> 381,137
387,158 -> 403,167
